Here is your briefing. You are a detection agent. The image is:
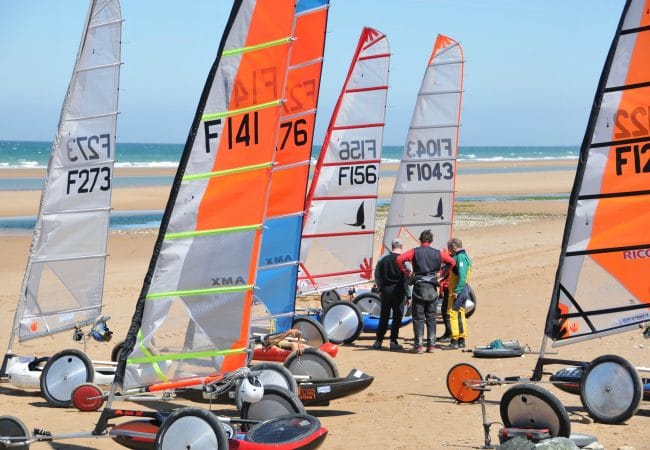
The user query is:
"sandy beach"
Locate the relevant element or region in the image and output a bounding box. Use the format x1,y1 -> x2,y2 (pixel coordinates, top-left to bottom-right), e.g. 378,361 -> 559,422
1,160 -> 648,449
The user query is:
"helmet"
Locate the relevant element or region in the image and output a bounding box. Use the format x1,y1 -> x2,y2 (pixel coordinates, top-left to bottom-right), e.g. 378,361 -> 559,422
238,376 -> 264,404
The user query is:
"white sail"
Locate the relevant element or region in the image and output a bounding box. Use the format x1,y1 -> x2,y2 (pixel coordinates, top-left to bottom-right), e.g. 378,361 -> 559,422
545,0 -> 650,346
11,0 -> 122,343
383,35 -> 464,253
299,28 -> 390,294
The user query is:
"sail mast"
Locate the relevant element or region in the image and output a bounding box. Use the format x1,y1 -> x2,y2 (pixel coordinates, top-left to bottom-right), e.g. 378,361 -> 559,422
299,27 -> 390,294
545,0 -> 650,347
9,0 -> 122,348
114,0 -> 296,390
382,35 -> 464,254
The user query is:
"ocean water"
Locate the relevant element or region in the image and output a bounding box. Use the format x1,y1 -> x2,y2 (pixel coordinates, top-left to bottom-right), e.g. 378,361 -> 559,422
0,140 -> 578,169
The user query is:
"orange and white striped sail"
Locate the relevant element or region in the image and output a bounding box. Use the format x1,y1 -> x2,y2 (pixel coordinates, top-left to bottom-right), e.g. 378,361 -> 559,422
115,0 -> 295,389
298,27 -> 390,295
383,35 -> 464,253
545,0 -> 650,346
255,0 -> 329,333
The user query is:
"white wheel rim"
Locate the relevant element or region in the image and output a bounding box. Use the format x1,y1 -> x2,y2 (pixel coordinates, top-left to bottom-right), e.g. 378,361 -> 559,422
160,416 -> 218,450
45,354 -> 90,401
322,305 -> 358,341
584,361 -> 635,419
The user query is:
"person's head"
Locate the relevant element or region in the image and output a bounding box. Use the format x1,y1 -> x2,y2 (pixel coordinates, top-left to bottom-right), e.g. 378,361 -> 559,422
391,238 -> 403,252
419,229 -> 433,244
447,237 -> 463,255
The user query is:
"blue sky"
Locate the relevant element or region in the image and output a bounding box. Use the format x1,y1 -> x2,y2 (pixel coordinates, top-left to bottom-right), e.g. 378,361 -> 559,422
0,0 -> 623,146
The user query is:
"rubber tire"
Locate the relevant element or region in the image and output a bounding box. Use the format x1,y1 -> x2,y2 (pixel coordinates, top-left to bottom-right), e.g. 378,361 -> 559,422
72,382 -> 105,412
353,292 -> 382,317
0,415 -> 30,450
111,340 -> 126,362
239,385 -> 305,430
472,346 -> 524,358
580,354 -> 643,424
500,383 -> 571,438
40,349 -> 94,407
236,363 -> 298,410
154,407 -> 227,450
291,316 -> 328,346
283,347 -> 339,380
319,300 -> 363,344
320,290 -> 341,310
446,363 -> 483,403
465,285 -> 477,319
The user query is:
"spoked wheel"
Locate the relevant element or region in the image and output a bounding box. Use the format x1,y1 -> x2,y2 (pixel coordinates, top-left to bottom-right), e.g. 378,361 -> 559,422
240,386 -> 305,429
154,407 -> 228,450
580,354 -> 643,424
319,300 -> 363,344
291,316 -> 328,346
465,285 -> 477,319
40,349 -> 94,407
353,292 -> 382,317
500,383 -> 571,438
72,382 -> 105,412
283,348 -> 339,380
320,290 -> 340,310
0,415 -> 30,450
236,363 -> 298,410
446,363 -> 483,403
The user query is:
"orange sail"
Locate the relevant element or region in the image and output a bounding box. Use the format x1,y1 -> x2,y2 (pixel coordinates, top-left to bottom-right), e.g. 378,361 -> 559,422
545,0 -> 650,345
114,0 -> 296,390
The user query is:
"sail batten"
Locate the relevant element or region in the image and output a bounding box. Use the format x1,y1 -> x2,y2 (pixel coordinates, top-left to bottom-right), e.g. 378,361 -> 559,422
545,0 -> 650,346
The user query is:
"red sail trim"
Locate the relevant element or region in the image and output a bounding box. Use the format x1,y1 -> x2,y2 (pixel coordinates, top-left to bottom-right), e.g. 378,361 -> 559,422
311,195 -> 377,200
359,53 -> 389,61
331,122 -> 384,131
298,269 -> 367,279
302,231 -> 375,238
345,85 -> 388,93
322,159 -> 380,167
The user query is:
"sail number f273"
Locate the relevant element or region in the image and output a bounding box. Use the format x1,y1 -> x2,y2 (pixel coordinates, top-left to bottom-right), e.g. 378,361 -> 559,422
67,167 -> 111,194
66,134 -> 111,161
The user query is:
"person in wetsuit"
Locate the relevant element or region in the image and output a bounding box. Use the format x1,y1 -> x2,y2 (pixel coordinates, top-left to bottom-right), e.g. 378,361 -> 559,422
397,229 -> 455,353
373,238 -> 409,351
444,237 -> 472,350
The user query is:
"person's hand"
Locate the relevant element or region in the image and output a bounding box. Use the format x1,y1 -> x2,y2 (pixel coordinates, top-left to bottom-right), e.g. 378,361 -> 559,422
453,292 -> 458,299
406,297 -> 412,307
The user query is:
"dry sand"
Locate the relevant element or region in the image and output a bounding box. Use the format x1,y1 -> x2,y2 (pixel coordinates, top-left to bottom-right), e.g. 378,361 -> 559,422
1,161 -> 648,449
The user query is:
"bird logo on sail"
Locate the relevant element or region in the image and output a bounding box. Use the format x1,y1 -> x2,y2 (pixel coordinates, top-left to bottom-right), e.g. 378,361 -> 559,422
430,198 -> 444,220
345,202 -> 366,229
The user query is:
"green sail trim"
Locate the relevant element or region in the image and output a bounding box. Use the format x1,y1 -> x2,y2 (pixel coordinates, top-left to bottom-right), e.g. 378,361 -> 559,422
146,284 -> 254,300
166,224 -> 263,240
127,347 -> 247,364
136,329 -> 168,382
201,99 -> 283,122
182,161 -> 273,182
222,36 -> 292,57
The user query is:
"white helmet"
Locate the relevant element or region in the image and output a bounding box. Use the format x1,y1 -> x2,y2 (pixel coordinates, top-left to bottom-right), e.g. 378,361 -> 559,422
238,376 -> 264,403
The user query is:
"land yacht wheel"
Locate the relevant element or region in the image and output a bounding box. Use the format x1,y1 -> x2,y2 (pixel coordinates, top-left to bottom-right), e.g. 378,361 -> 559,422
239,386 -> 305,430
111,340 -> 125,362
465,285 -> 477,319
40,349 -> 94,407
320,290 -> 340,310
320,301 -> 363,344
446,363 -> 483,403
353,292 -> 382,317
580,354 -> 642,424
283,348 -> 339,380
72,382 -> 105,412
500,383 -> 571,438
154,407 -> 227,450
0,415 -> 30,450
291,317 -> 328,346
235,363 -> 298,410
